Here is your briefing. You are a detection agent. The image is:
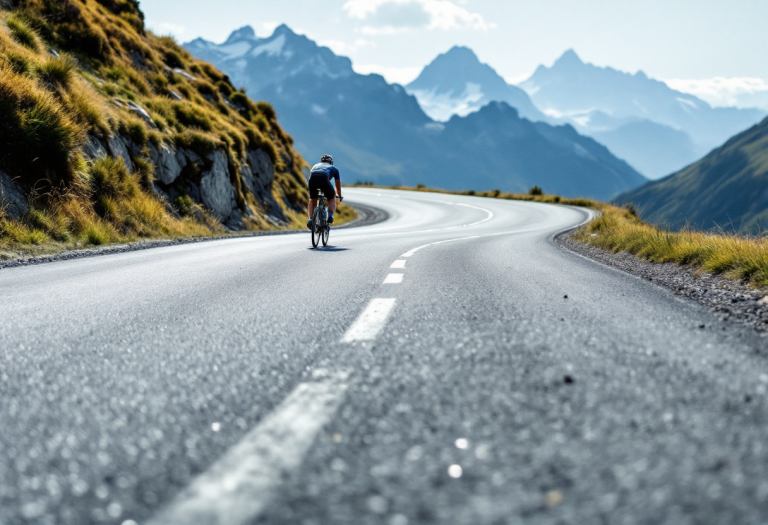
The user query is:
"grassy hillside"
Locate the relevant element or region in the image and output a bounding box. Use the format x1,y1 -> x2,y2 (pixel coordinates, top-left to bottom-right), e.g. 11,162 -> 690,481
616,116 -> 768,233
0,0 -> 349,258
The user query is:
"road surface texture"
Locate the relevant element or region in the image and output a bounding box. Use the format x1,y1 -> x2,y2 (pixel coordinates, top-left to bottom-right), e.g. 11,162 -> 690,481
1,188 -> 767,525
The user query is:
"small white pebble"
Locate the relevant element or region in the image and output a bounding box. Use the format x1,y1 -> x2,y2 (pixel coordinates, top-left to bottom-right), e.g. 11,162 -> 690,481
212,422 -> 221,432
448,464 -> 463,478
366,495 -> 388,514
455,438 -> 469,450
107,502 -> 122,518
390,514 -> 408,525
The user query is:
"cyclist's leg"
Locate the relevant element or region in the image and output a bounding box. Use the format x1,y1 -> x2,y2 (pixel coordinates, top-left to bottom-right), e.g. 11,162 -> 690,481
308,198 -> 318,219
324,179 -> 337,218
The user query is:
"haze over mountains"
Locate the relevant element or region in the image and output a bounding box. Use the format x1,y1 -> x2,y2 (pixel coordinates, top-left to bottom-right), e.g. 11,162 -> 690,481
520,50 -> 766,178
185,26 -> 646,200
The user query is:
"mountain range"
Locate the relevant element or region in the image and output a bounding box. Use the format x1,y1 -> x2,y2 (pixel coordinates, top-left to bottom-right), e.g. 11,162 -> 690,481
185,26 -> 645,200
519,50 -> 766,178
405,46 -> 546,123
616,116 -> 768,233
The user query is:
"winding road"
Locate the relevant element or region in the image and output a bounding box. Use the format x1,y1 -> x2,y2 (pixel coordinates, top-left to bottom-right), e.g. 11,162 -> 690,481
1,188 -> 767,525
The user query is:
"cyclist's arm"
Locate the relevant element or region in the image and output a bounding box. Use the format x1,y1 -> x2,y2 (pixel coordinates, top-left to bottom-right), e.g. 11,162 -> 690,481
335,178 -> 342,200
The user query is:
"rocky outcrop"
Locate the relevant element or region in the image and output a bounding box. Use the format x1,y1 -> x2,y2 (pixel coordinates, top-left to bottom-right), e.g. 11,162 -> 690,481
107,135 -> 134,173
0,170 -> 29,219
200,150 -> 236,220
148,142 -> 182,185
78,133 -> 288,229
243,149 -> 286,222
82,135 -> 108,161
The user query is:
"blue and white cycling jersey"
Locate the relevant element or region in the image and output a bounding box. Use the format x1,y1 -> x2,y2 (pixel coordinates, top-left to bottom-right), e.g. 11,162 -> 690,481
310,162 -> 340,183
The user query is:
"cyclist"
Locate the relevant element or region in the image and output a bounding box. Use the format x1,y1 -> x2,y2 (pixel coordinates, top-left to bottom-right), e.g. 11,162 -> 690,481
307,154 -> 343,230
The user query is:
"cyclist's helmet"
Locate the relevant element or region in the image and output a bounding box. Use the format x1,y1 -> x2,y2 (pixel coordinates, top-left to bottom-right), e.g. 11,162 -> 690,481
321,154 -> 334,165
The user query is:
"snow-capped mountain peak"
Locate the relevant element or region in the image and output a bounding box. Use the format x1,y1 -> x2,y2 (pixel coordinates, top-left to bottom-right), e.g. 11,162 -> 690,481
225,26 -> 257,44
406,46 -> 546,123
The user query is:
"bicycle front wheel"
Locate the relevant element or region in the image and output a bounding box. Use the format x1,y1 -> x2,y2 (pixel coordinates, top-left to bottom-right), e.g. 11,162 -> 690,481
322,225 -> 329,247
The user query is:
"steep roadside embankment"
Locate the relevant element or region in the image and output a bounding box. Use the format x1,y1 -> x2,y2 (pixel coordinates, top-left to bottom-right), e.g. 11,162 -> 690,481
0,0 -> 350,260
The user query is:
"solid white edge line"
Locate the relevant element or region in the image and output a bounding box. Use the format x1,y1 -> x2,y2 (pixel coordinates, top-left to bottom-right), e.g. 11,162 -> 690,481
341,298 -> 397,343
146,371 -> 349,525
383,273 -> 404,284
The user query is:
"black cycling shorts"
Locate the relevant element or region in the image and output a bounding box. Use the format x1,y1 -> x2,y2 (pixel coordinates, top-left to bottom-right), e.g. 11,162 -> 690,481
308,174 -> 335,200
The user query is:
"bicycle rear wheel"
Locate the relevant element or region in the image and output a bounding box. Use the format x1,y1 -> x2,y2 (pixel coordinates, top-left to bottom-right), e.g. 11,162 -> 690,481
322,225 -> 329,247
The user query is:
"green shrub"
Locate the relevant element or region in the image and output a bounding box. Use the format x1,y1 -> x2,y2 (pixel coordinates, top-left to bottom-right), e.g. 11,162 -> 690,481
174,130 -> 220,157
173,102 -> 212,131
528,185 -> 543,196
0,73 -> 83,187
82,222 -> 110,245
6,52 -> 31,75
163,49 -> 184,69
7,17 -> 40,51
216,80 -> 233,98
256,101 -> 276,121
229,91 -> 250,111
174,194 -> 194,217
89,157 -> 136,200
253,113 -> 269,133
120,119 -> 148,145
36,55 -> 78,88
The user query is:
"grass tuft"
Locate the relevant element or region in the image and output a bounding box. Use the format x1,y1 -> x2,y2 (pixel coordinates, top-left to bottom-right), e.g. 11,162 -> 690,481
6,17 -> 40,51
36,54 -> 78,88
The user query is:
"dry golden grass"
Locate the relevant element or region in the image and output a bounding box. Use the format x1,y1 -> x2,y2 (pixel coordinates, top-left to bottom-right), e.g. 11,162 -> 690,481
0,0 -> 324,258
576,205 -> 768,288
364,184 -> 768,289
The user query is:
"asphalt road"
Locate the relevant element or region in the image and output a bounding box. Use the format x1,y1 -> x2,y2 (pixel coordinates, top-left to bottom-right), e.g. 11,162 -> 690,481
1,188 -> 767,525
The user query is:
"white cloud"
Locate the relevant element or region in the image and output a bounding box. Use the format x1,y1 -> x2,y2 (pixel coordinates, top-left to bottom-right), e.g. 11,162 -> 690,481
261,22 -> 280,35
150,22 -> 187,37
343,0 -> 492,34
318,39 -> 374,55
353,64 -> 423,85
665,77 -> 768,110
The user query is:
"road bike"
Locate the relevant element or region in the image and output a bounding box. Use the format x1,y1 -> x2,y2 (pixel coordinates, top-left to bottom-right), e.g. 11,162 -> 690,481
310,190 -> 331,248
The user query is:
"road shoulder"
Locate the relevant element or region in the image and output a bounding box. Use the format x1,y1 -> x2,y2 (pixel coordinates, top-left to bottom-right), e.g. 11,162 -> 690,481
556,229 -> 768,334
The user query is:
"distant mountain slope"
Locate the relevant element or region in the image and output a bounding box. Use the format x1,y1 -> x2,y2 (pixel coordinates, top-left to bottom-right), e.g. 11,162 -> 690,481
405,46 -> 546,123
185,26 -> 646,200
430,102 -> 647,198
592,120 -> 700,179
616,116 -> 768,232
519,50 -> 767,178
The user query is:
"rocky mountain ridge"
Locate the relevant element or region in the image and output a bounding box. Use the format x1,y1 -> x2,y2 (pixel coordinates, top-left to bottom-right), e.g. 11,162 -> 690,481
185,25 -> 646,200
519,50 -> 767,178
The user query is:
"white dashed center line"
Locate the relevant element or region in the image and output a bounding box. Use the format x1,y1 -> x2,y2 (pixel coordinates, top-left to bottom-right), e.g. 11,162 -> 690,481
341,298 -> 397,343
390,260 -> 406,269
147,370 -> 349,525
383,273 -> 404,284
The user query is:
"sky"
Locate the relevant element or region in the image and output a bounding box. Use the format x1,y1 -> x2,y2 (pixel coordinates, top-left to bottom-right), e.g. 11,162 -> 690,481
139,0 -> 768,109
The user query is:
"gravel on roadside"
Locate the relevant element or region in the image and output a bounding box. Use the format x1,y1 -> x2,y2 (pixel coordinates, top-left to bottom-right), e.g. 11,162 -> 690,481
557,229 -> 768,335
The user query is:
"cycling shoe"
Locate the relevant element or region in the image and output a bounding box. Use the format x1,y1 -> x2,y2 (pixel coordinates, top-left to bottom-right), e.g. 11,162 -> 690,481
328,215 -> 335,224
306,219 -> 313,230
